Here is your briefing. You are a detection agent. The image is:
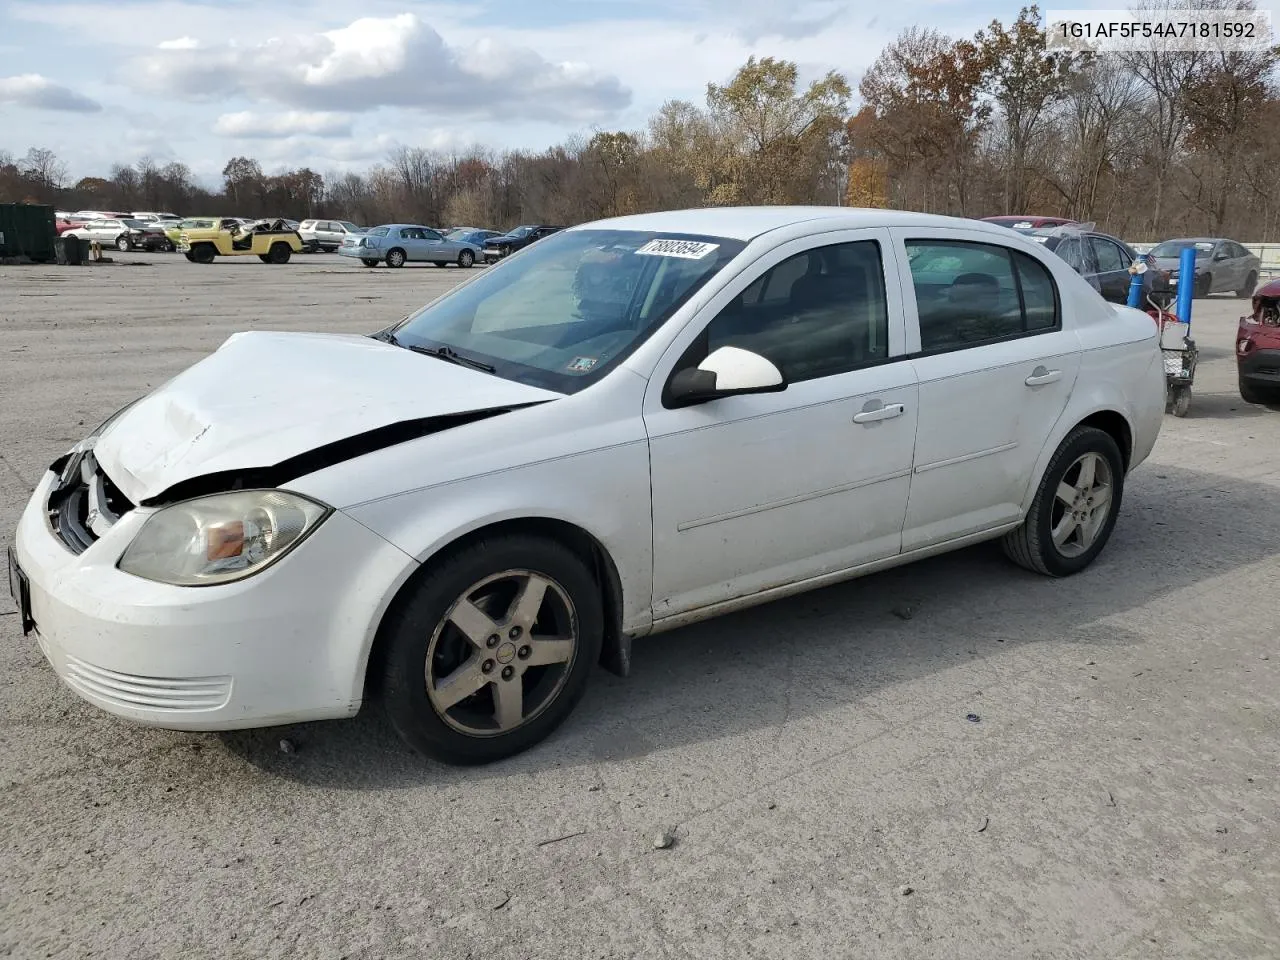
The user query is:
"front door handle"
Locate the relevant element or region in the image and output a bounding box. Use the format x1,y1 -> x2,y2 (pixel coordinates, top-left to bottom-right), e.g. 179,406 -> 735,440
1025,366 -> 1063,387
853,400 -> 906,424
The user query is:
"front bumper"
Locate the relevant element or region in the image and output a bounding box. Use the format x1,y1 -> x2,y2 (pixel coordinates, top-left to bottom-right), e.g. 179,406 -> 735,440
13,469 -> 416,730
1238,346 -> 1280,386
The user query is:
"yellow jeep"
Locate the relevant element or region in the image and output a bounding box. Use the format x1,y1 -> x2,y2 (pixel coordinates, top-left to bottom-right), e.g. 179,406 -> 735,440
178,218 -> 304,263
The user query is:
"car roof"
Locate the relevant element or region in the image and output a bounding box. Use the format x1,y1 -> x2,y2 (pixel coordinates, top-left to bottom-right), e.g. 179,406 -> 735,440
1161,237 -> 1221,243
574,206 -> 1017,242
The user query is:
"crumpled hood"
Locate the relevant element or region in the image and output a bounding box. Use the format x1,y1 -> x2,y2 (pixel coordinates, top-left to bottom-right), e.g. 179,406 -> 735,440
93,330 -> 559,505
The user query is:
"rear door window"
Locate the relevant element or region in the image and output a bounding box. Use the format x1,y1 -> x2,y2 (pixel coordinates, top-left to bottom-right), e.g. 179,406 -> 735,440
905,240 -> 1061,353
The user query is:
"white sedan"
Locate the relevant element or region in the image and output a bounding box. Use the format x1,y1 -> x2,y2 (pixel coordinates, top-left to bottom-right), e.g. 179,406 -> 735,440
10,208 -> 1166,764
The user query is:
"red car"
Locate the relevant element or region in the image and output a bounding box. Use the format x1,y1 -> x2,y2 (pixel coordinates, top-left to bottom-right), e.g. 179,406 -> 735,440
1237,277 -> 1280,404
981,215 -> 1078,231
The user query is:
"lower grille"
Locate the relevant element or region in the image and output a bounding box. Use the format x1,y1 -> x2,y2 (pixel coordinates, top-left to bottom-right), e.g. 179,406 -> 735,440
63,654 -> 232,712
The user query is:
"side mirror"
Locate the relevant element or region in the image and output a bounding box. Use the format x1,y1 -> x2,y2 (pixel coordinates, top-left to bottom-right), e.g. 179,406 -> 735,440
666,345 -> 786,408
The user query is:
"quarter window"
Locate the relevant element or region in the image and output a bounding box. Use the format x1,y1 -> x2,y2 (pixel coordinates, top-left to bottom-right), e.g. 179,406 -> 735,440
905,240 -> 1059,353
703,240 -> 890,383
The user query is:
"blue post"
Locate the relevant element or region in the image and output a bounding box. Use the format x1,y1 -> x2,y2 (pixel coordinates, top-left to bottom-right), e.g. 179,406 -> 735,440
1126,269 -> 1144,308
1175,246 -> 1196,324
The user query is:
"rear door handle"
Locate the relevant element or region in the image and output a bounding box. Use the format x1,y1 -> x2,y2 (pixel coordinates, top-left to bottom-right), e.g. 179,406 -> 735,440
853,401 -> 906,424
1025,366 -> 1062,386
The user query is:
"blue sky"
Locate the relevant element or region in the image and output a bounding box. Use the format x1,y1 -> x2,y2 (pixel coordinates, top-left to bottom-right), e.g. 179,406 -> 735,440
0,0 -> 1110,187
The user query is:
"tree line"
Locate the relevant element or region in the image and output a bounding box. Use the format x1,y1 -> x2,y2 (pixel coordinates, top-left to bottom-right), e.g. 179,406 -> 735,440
2,3 -> 1276,240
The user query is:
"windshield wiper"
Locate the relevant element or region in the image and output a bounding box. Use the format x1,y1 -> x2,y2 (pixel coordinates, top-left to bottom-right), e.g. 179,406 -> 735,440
372,329 -> 496,373
403,342 -> 496,374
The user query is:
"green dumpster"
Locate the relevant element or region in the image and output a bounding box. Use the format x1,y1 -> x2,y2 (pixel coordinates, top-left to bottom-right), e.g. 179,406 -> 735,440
0,203 -> 57,262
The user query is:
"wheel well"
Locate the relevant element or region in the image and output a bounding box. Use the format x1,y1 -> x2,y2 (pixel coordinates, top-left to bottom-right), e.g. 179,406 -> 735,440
364,518 -> 629,699
1078,410 -> 1132,472
388,246 -> 405,257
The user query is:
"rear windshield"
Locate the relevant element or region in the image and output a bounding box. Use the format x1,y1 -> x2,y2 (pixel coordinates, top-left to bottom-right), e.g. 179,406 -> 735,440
369,227 -> 390,237
1150,240 -> 1214,257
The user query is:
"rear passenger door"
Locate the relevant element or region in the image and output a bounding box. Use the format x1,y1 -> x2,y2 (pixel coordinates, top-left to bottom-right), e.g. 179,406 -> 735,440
890,229 -> 1081,551
1088,235 -> 1132,303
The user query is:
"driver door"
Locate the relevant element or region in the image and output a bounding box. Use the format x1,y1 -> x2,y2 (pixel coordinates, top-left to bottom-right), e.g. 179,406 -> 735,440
642,230 -> 919,620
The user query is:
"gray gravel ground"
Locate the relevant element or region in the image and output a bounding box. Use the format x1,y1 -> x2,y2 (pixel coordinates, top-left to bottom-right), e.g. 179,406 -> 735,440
2,253 -> 1278,959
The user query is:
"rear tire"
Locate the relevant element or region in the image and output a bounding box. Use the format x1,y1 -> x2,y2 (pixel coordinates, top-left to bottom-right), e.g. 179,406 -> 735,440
1238,271 -> 1258,298
1001,425 -> 1125,577
377,534 -> 603,765
386,248 -> 406,268
361,259 -> 379,268
268,242 -> 291,264
1195,274 -> 1212,298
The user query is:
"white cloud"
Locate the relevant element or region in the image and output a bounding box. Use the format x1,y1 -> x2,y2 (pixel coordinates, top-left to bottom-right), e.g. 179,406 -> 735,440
214,110 -> 353,138
157,36 -> 199,50
0,73 -> 101,112
129,13 -> 630,122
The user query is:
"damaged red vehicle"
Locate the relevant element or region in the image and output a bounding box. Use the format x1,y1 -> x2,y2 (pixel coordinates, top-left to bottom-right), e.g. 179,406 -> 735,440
1237,278 -> 1280,404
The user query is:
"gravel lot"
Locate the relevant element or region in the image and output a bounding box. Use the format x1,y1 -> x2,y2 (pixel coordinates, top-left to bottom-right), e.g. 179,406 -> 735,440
2,253 -> 1278,959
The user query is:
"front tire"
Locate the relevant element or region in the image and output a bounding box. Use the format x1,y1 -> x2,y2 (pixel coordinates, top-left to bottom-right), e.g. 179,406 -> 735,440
458,249 -> 475,268
190,244 -> 215,264
377,535 -> 603,765
1001,425 -> 1125,577
115,235 -> 131,252
386,248 -> 406,268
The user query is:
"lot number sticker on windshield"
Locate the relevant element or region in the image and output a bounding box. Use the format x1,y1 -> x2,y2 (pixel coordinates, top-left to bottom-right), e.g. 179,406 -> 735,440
635,239 -> 720,259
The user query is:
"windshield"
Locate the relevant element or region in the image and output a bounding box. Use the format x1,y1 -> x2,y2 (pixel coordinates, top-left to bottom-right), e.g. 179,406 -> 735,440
508,226 -> 534,238
1151,240 -> 1213,258
390,229 -> 745,393
122,219 -> 147,228
446,229 -> 473,240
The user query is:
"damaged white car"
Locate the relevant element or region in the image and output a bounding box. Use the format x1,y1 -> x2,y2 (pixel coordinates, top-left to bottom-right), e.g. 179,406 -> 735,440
9,208 -> 1166,764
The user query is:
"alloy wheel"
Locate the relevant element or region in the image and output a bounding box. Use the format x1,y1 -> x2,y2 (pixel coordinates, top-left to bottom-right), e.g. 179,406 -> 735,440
425,570 -> 578,736
1050,452 -> 1114,558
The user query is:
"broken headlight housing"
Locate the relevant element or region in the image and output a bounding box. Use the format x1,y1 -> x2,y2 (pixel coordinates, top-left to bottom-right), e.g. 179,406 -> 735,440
118,490 -> 330,586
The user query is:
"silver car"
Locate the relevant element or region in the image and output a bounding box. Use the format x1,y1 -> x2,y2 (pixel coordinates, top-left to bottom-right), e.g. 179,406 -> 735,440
299,219 -> 366,253
1149,237 -> 1261,298
339,223 -> 483,268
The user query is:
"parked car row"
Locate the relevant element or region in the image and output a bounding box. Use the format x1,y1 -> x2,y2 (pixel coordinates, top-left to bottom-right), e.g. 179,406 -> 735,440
334,223 -> 565,269
983,215 -> 1262,303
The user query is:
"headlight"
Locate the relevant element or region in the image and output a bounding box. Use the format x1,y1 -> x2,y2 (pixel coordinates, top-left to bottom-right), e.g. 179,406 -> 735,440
118,490 -> 330,586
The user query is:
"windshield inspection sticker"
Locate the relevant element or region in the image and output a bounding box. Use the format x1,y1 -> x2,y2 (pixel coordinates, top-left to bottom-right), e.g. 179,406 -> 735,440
567,356 -> 598,373
635,239 -> 720,259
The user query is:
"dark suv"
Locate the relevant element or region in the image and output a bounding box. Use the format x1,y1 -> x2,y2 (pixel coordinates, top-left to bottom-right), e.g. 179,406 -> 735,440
482,225 -> 565,263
